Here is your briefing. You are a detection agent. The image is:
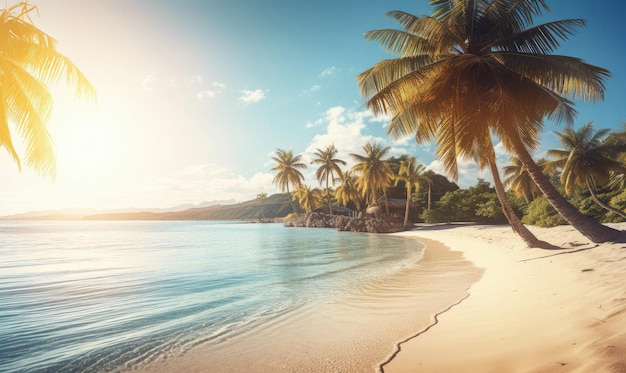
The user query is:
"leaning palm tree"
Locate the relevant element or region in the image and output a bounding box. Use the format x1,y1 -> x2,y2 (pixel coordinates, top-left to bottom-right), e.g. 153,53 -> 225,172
311,144 -> 346,215
396,157 -> 428,227
0,2 -> 96,177
350,141 -> 394,210
547,123 -> 626,219
503,157 -> 551,203
358,0 -> 623,242
270,148 -> 307,213
335,170 -> 363,212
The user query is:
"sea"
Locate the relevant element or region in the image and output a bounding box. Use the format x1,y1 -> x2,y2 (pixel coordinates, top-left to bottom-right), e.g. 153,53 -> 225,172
0,220 -> 425,373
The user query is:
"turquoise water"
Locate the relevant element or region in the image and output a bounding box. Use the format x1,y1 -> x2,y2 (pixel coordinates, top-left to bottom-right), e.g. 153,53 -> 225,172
0,220 -> 423,373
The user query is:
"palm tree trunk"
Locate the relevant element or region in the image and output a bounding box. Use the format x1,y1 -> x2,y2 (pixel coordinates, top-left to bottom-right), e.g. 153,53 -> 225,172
326,174 -> 333,216
383,190 -> 390,217
587,181 -> 626,219
488,156 -> 549,248
510,136 -> 624,243
427,184 -> 431,212
404,186 -> 411,227
287,186 -> 297,214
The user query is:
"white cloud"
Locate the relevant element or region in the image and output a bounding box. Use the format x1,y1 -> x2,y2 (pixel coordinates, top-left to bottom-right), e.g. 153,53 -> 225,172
301,106 -> 407,184
196,82 -> 226,102
239,89 -> 266,106
303,85 -> 321,95
141,74 -> 156,91
212,82 -> 226,90
319,66 -> 337,77
426,157 -> 490,189
196,90 -> 217,101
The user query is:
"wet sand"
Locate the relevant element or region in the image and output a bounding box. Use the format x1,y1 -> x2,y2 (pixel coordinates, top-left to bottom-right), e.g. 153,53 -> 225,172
126,237 -> 482,372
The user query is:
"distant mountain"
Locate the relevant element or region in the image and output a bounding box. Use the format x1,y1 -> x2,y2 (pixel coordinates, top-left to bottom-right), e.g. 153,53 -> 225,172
1,195 -> 296,221
83,194 -> 296,221
0,199 -> 237,220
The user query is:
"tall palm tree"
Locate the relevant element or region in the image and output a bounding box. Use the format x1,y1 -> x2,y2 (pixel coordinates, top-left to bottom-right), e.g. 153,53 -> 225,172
396,157 -> 428,227
547,123 -> 626,219
358,0 -> 623,242
0,2 -> 96,177
335,170 -> 362,212
350,141 -> 394,209
292,185 -> 320,213
270,148 -> 306,213
311,144 -> 346,215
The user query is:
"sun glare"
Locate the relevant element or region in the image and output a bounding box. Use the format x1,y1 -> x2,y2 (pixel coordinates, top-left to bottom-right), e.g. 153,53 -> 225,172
55,118 -> 119,180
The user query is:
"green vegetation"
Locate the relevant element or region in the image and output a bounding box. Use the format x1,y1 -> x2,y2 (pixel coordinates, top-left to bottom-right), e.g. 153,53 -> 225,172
358,0 -> 621,243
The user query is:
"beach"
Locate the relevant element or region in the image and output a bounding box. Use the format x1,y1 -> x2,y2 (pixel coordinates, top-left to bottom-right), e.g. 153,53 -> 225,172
387,222 -> 626,373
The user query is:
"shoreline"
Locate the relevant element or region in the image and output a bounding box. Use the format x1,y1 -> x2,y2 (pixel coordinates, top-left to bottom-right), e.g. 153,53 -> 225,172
127,234 -> 483,372
386,223 -> 626,372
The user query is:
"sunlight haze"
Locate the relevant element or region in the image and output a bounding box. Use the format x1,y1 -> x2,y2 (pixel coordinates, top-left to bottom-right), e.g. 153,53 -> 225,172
0,0 -> 624,215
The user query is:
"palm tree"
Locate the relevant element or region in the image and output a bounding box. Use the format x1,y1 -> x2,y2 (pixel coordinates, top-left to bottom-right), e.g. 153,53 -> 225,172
396,157 -> 428,227
256,192 -> 267,219
350,141 -> 394,210
292,185 -> 320,213
270,148 -> 306,213
335,170 -> 362,212
311,144 -> 346,215
605,123 -> 626,190
358,0 -> 623,242
547,123 -> 626,219
503,157 -> 548,203
0,2 -> 96,177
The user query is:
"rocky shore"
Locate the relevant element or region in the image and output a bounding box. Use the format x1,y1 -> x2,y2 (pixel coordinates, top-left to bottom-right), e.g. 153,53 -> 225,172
283,212 -> 406,233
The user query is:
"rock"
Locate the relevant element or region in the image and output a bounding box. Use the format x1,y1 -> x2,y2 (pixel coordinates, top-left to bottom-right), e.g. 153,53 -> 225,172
284,212 -> 405,233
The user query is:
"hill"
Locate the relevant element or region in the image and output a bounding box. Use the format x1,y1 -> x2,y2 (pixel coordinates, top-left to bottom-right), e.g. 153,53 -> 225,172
82,194 -> 296,221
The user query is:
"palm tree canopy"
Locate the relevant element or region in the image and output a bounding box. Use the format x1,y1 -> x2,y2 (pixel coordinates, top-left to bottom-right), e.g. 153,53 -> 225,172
310,144 -> 346,187
270,148 -> 307,193
547,122 -> 626,194
503,156 -> 545,202
0,2 -> 96,177
292,184 -> 320,213
335,170 -> 362,210
358,0 -> 610,173
396,156 -> 429,193
350,141 -> 394,205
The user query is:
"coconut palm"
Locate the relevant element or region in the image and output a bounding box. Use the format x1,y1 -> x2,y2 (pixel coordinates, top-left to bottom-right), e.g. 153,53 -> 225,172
503,157 -> 552,203
605,123 -> 626,190
358,0 -> 623,242
350,141 -> 394,210
396,157 -> 428,227
292,185 -> 320,213
335,170 -> 362,212
311,144 -> 346,215
547,123 -> 626,219
0,2 -> 96,177
270,148 -> 307,212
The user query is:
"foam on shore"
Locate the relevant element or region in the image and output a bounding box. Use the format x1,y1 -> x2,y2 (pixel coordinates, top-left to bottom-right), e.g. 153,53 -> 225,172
127,236 -> 483,372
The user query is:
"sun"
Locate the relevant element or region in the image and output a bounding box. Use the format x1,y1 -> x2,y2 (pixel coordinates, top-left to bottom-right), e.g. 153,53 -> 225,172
54,117 -> 120,181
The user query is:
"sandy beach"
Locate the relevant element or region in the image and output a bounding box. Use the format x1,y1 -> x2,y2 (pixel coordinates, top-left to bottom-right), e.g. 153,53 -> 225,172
123,222 -> 626,373
386,222 -> 626,373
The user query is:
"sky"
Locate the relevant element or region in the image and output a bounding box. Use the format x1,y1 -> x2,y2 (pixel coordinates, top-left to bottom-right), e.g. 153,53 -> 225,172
0,0 -> 624,215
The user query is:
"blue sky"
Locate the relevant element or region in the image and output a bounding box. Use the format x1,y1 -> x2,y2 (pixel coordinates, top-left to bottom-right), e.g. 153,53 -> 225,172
0,0 -> 624,215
